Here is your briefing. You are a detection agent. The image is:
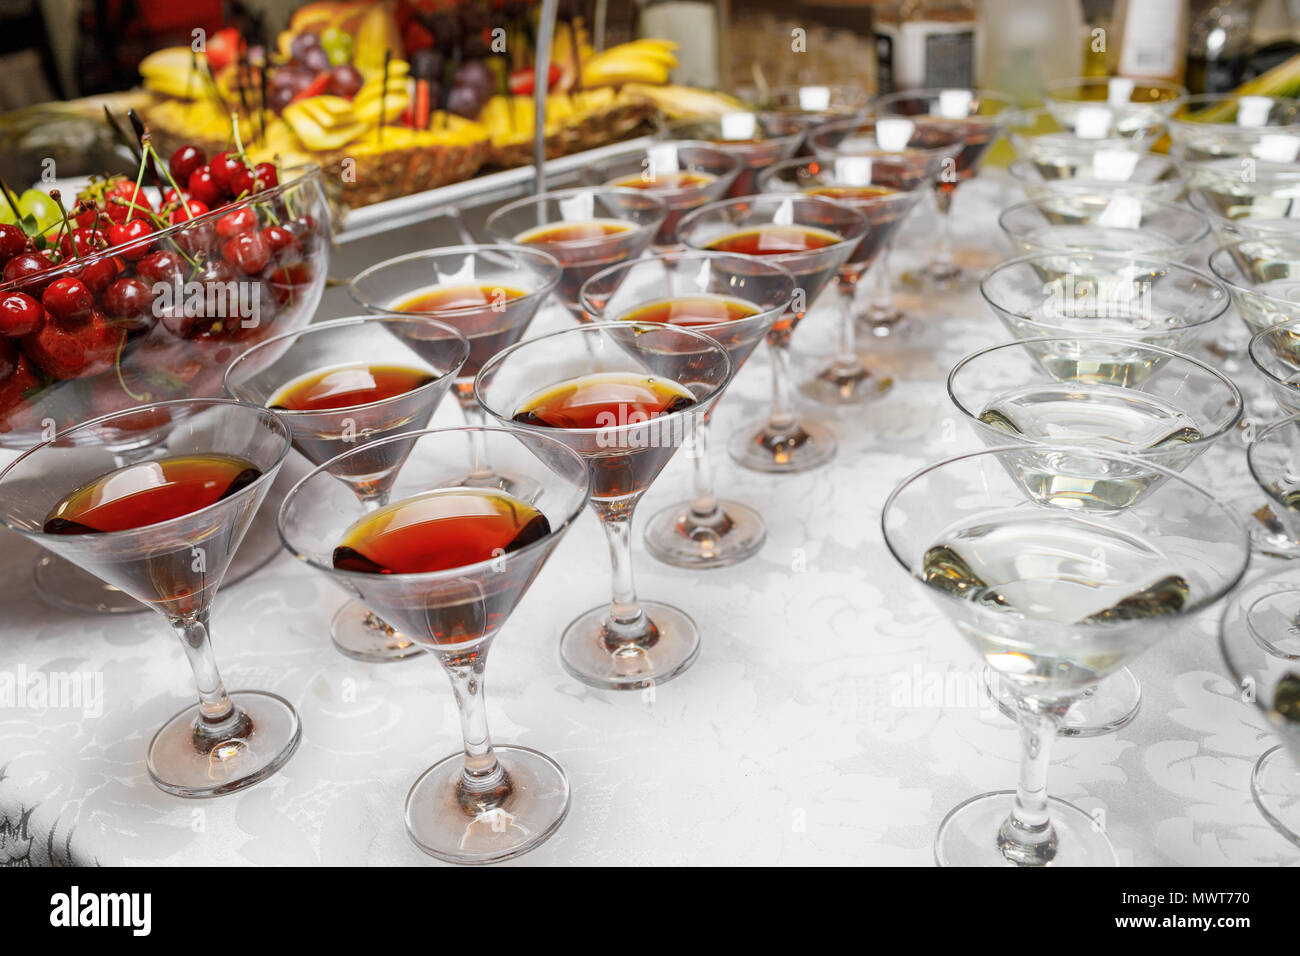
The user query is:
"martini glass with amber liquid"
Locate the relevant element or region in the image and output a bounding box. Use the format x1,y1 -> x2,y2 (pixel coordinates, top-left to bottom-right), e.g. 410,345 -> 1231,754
874,88 -> 1017,289
0,398 -> 299,796
759,155 -> 935,403
579,252 -> 795,568
279,425 -> 591,863
476,322 -> 731,689
349,244 -> 561,491
224,315 -> 469,662
660,112 -> 805,198
485,188 -> 667,319
583,142 -> 741,250
677,194 -> 866,473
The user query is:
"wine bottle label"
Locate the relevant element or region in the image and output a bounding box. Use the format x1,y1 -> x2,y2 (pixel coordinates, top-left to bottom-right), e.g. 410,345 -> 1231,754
1118,0 -> 1182,78
876,21 -> 975,91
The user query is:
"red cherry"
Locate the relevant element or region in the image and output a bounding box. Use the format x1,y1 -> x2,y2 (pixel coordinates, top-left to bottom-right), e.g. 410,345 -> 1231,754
261,225 -> 298,254
187,166 -> 224,207
59,226 -> 108,260
209,151 -> 245,194
79,255 -> 121,294
0,223 -> 27,263
216,206 -> 258,239
2,252 -> 56,295
42,277 -> 94,325
168,199 -> 209,225
135,249 -> 187,285
107,219 -> 155,261
169,145 -> 207,187
222,231 -> 269,274
254,163 -> 278,190
0,292 -> 43,336
104,180 -> 152,224
101,277 -> 156,332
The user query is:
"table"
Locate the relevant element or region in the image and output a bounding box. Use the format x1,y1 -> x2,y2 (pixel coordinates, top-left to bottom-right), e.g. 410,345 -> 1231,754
0,171 -> 1293,867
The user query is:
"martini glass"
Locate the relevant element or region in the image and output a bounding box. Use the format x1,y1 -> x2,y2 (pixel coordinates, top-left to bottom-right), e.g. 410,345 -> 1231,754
676,194 -> 867,473
1167,94 -> 1300,163
347,244 -> 561,489
997,195 -> 1210,259
484,188 -> 666,320
806,116 -> 962,336
278,426 -> 590,863
1220,558 -> 1300,848
224,315 -> 470,662
1207,237 -> 1300,340
578,252 -> 795,568
873,87 -> 1017,288
1235,411 -> 1300,561
1251,318 -> 1300,420
581,141 -> 741,250
0,398 -> 298,796
758,155 -> 933,402
949,336 -> 1243,737
475,322 -> 731,690
883,445 -> 1250,866
1043,76 -> 1186,139
743,83 -> 871,124
1186,179 -> 1300,243
659,112 -> 805,198
981,251 -> 1230,353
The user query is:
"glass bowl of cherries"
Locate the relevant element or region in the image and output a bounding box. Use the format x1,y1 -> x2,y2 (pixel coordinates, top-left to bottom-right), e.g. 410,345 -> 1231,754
0,138 -> 330,444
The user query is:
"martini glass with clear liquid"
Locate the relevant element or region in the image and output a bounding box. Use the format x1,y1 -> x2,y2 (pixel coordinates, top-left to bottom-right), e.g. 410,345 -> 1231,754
1043,77 -> 1186,140
758,155 -> 934,404
224,315 -> 470,662
348,244 -> 561,492
883,445 -> 1249,866
949,336 -> 1243,736
806,117 -> 962,337
581,142 -> 741,251
0,398 -> 300,796
578,251 -> 795,569
676,194 -> 866,473
1167,94 -> 1300,163
1208,237 -> 1300,340
476,322 -> 731,690
997,195 -> 1210,260
484,188 -> 667,320
278,426 -> 590,863
873,87 -> 1017,289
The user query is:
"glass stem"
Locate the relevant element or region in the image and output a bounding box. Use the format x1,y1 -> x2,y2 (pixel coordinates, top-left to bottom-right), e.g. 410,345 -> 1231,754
172,610 -> 240,734
459,397 -> 494,478
870,254 -> 893,312
766,339 -> 797,434
688,417 -> 719,519
930,184 -> 957,280
999,694 -> 1071,866
442,654 -> 510,810
596,505 -> 654,647
834,279 -> 859,373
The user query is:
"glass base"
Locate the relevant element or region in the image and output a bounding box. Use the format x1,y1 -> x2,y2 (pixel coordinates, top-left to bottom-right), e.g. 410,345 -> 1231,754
935,790 -> 1118,867
146,690 -> 301,798
859,303 -> 905,336
983,666 -> 1141,738
1227,568 -> 1300,658
1252,745 -> 1300,847
798,360 -> 894,405
32,505 -> 282,615
643,498 -> 766,569
728,417 -> 836,474
405,745 -> 569,864
560,600 -> 701,690
1234,495 -> 1300,560
331,600 -> 425,662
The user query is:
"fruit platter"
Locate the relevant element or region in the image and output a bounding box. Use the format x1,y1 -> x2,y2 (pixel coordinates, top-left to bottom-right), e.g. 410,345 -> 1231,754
0,126 -> 331,443
134,0 -> 743,208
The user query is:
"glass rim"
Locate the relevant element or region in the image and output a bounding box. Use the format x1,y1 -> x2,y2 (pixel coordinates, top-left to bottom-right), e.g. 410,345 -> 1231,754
1246,411 -> 1300,501
581,139 -> 743,177
577,250 -> 798,331
980,251 -> 1232,332
1043,75 -> 1188,103
675,192 -> 869,256
755,155 -> 939,199
995,194 -> 1212,243
0,396 -> 293,541
1172,93 -> 1300,128
347,243 -> 563,317
658,113 -> 806,147
473,319 -> 733,437
1006,156 -> 1184,186
946,334 -> 1244,449
879,442 -> 1250,616
483,186 -> 669,248
1207,238 -> 1300,309
1249,315 -> 1300,378
871,86 -> 1019,114
277,423 -> 592,585
221,313 -> 471,418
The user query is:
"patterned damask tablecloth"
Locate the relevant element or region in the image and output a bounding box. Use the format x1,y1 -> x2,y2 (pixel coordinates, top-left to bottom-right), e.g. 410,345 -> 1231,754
0,171 -> 1295,867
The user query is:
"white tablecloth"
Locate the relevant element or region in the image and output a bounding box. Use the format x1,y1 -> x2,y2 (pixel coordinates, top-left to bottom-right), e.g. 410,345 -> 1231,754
0,172 -> 1293,867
